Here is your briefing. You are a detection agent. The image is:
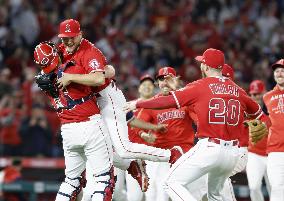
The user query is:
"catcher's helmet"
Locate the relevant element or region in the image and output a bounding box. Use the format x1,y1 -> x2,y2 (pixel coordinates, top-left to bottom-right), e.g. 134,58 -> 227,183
34,42 -> 60,73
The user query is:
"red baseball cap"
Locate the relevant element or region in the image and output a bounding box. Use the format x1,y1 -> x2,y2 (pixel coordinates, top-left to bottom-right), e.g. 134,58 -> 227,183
58,19 -> 81,38
271,59 -> 284,71
156,67 -> 176,79
222,64 -> 234,80
249,80 -> 266,94
34,42 -> 60,74
195,48 -> 225,69
140,74 -> 154,83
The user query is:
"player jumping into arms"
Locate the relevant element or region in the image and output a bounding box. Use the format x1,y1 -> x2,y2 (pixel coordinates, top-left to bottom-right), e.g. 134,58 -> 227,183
124,48 -> 270,201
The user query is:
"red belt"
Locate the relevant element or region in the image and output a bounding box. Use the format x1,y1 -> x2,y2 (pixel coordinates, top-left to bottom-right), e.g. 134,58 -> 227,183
208,138 -> 239,146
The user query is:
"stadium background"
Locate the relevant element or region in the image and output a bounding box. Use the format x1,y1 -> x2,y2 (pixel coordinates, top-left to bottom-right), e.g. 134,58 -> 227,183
0,0 -> 282,200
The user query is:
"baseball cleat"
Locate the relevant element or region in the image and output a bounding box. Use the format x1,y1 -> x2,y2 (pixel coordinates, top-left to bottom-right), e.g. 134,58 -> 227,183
169,146 -> 184,165
127,159 -> 149,192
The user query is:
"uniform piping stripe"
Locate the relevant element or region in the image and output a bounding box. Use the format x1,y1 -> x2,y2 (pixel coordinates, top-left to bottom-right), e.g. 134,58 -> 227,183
107,93 -> 168,159
171,91 -> 181,109
168,185 -> 186,201
58,191 -> 71,198
98,125 -> 112,166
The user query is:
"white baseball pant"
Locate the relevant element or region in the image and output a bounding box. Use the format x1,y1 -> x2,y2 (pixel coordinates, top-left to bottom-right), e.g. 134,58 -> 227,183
220,147 -> 248,201
55,114 -> 114,201
164,138 -> 239,201
125,170 -> 144,201
82,152 -> 132,201
267,152 -> 284,201
246,152 -> 270,201
146,160 -> 207,201
96,82 -> 171,162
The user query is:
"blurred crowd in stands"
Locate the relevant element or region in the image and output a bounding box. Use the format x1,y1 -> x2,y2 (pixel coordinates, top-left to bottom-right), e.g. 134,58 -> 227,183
0,0 -> 284,157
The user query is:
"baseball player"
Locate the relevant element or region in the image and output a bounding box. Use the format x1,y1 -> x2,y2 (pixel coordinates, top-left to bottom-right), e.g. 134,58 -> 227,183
124,74 -> 156,201
125,48 -> 270,201
138,67 -> 199,201
263,59 -> 284,201
33,41 -> 167,200
56,18 -> 183,192
34,43 -> 114,201
246,80 -> 270,201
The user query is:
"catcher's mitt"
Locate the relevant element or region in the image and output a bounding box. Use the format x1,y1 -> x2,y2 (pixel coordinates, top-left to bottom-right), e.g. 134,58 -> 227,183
244,119 -> 268,144
35,72 -> 59,98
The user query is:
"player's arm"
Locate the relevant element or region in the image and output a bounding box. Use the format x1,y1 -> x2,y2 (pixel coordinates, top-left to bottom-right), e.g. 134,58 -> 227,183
124,83 -> 198,112
129,118 -> 167,133
57,71 -> 105,88
57,46 -> 108,88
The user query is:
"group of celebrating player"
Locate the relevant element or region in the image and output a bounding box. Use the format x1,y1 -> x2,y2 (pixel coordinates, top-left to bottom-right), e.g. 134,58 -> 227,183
32,18 -> 284,201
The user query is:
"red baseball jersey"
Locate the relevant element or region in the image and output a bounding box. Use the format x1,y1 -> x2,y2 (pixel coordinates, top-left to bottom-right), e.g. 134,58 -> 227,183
263,85 -> 284,153
49,63 -> 100,124
59,39 -> 111,92
171,77 -> 261,141
138,94 -> 195,152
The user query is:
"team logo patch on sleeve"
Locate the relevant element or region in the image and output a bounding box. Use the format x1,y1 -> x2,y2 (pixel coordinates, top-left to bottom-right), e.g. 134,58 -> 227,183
89,59 -> 100,70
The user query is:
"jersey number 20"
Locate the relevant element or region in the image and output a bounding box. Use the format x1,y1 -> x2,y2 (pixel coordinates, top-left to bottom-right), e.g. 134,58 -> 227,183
209,98 -> 240,125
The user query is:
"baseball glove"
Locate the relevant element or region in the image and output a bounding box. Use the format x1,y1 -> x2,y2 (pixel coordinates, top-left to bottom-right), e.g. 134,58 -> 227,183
244,119 -> 268,144
35,72 -> 59,98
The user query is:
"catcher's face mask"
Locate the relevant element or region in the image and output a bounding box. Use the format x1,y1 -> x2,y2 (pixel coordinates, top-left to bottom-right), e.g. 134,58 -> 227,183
34,42 -> 60,74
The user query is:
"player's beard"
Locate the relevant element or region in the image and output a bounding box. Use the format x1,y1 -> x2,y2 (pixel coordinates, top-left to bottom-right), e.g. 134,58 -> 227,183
161,86 -> 170,96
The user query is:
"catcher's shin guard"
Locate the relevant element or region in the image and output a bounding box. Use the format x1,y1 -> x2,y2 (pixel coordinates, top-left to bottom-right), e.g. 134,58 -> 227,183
55,170 -> 87,201
91,166 -> 115,201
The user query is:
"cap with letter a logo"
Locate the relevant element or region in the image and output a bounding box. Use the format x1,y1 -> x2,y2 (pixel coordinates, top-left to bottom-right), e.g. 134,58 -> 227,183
34,42 -> 60,74
195,48 -> 225,69
58,19 -> 81,38
156,67 -> 177,79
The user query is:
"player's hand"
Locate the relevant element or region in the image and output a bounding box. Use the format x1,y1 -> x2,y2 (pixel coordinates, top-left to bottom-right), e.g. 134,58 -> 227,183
140,131 -> 156,144
154,124 -> 168,133
105,65 -> 115,79
57,73 -> 72,89
123,101 -> 137,113
164,75 -> 180,90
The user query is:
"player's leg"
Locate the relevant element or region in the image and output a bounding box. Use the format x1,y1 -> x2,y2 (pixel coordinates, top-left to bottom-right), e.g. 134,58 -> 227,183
220,147 -> 248,201
97,84 -> 171,162
156,162 -> 171,201
55,122 -> 88,201
220,178 -> 237,201
84,115 -> 114,201
206,145 -> 238,201
113,168 -> 127,201
163,141 -> 210,201
230,147 -> 248,176
113,151 -> 149,193
264,167 -> 271,197
246,152 -> 267,201
267,152 -> 284,201
145,161 -> 159,201
125,171 -> 144,201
